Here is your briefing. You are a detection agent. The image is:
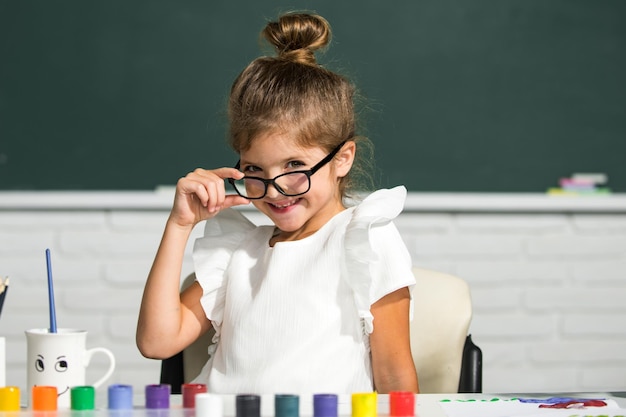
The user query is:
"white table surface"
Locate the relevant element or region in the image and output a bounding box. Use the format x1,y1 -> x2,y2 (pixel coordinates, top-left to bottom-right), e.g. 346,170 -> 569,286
159,392 -> 626,417
15,392 -> 626,417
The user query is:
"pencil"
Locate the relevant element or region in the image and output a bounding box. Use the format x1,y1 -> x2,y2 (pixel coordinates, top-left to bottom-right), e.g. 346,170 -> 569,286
0,276 -> 9,319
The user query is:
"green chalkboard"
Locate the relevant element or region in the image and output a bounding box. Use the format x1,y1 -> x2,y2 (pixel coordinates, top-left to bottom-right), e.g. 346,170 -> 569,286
1,1 -> 625,192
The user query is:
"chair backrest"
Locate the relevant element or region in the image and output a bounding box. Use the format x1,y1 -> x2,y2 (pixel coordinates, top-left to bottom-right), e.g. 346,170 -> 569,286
162,269 -> 480,393
410,268 -> 473,393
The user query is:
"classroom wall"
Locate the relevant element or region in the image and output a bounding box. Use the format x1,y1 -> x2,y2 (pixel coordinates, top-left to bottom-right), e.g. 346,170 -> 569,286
1,205 -> 625,399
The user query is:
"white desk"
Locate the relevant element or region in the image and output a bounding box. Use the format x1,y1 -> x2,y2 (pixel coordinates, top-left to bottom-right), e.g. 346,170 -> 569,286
165,392 -> 626,417
14,392 -> 626,417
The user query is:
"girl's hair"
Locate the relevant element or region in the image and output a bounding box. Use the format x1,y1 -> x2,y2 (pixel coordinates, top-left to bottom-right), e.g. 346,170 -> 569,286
228,12 -> 374,198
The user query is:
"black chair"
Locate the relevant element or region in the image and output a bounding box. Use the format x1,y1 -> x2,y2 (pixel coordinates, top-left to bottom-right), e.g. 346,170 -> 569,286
160,350 -> 185,394
458,334 -> 483,393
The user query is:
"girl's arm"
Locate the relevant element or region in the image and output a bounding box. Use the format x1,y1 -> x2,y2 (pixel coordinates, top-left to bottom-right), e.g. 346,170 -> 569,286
369,287 -> 420,393
136,167 -> 249,359
136,220 -> 208,359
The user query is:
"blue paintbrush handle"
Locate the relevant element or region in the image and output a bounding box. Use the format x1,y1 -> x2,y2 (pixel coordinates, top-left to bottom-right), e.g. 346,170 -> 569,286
46,248 -> 57,333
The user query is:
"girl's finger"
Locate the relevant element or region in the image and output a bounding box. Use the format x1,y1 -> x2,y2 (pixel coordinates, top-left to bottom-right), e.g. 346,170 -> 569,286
212,167 -> 245,180
214,179 -> 226,212
223,195 -> 251,209
177,177 -> 209,207
205,180 -> 220,213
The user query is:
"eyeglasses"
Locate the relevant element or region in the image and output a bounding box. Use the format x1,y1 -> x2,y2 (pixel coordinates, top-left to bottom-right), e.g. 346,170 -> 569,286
228,141 -> 346,200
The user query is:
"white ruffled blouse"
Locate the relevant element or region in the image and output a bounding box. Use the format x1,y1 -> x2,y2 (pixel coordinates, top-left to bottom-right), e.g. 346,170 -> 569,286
191,186 -> 415,394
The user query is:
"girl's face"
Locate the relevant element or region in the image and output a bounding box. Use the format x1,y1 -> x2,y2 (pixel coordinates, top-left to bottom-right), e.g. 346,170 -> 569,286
239,131 -> 355,243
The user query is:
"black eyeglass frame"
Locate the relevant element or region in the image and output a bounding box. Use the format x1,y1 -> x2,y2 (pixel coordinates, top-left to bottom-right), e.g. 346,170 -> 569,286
228,141 -> 347,200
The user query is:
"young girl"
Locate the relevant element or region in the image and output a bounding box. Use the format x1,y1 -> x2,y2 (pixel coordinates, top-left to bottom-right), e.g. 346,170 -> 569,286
137,12 -> 419,394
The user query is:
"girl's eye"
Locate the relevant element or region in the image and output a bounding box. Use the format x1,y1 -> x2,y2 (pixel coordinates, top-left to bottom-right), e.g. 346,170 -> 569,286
287,161 -> 305,169
242,165 -> 261,173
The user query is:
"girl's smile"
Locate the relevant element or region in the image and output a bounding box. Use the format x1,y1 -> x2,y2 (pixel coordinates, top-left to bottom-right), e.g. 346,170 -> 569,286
267,198 -> 300,211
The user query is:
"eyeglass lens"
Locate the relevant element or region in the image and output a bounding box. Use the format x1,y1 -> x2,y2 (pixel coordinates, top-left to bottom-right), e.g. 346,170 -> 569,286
231,172 -> 310,198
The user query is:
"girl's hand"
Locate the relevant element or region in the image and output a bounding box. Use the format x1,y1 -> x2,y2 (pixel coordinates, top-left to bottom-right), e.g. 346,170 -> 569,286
169,167 -> 250,228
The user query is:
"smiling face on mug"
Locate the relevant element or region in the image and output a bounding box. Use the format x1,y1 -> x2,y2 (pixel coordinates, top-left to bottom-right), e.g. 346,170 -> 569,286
32,352 -> 72,395
25,328 -> 116,409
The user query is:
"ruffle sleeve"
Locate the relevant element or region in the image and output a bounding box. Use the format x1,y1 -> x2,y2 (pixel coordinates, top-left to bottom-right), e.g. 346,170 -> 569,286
192,208 -> 256,333
343,186 -> 415,334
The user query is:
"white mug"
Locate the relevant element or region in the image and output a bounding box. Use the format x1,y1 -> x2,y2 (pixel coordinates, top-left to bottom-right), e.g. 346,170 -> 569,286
25,328 -> 116,409
0,337 -> 5,387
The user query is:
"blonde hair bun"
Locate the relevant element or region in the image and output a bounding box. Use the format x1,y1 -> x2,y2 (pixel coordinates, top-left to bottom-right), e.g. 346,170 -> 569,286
262,12 -> 331,65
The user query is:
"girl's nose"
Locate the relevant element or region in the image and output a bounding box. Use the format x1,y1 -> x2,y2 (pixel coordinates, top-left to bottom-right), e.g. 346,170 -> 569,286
264,183 -> 281,198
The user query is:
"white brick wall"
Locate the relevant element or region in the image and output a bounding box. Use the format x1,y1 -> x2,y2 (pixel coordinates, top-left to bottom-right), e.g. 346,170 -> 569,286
1,195 -> 625,401
399,211 -> 626,393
